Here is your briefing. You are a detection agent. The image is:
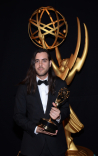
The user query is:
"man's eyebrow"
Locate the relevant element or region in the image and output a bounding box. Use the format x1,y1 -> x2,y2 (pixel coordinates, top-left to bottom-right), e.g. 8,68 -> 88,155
35,58 -> 48,60
42,58 -> 48,60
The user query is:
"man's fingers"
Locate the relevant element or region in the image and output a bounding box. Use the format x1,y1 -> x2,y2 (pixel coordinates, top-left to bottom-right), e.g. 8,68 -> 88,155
51,107 -> 59,112
50,108 -> 60,115
36,126 -> 44,133
42,130 -> 57,136
37,126 -> 58,136
52,102 -> 56,107
50,107 -> 60,120
50,112 -> 57,119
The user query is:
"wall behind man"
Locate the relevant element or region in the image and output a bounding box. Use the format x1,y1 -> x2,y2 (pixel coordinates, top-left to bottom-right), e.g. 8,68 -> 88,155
0,0 -> 98,155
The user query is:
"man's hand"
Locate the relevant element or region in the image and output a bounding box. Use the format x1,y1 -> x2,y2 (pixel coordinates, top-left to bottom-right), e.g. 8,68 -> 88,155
49,102 -> 60,120
36,126 -> 58,136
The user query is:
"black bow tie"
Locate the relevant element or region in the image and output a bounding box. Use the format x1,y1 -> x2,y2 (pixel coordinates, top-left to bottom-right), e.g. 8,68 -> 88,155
37,80 -> 48,86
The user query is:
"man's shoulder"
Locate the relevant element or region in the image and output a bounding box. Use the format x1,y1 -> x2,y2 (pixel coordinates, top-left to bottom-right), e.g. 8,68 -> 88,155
16,84 -> 27,95
55,77 -> 67,87
18,84 -> 27,89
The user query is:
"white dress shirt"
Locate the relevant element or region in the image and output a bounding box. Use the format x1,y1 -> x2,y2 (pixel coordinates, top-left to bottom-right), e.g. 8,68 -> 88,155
37,76 -> 49,113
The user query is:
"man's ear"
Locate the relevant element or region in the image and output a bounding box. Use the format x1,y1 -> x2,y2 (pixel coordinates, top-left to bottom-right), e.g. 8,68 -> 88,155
49,60 -> 52,67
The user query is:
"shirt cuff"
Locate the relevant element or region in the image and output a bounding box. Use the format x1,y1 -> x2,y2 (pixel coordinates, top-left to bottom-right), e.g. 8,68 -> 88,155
34,126 -> 38,134
56,114 -> 61,123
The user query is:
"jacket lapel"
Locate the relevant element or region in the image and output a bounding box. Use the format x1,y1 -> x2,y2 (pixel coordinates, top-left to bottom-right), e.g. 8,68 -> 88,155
45,92 -> 56,118
34,86 -> 57,118
34,86 -> 45,115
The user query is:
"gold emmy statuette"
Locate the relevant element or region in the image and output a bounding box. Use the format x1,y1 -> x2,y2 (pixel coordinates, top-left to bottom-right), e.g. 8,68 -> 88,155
52,17 -> 89,84
28,6 -> 93,156
37,87 -> 69,133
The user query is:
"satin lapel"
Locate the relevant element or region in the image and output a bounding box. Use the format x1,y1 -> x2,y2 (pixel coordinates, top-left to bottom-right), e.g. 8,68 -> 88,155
34,86 -> 44,115
45,92 -> 56,118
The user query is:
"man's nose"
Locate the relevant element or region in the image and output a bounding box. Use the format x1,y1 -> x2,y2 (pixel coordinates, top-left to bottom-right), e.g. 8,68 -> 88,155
39,61 -> 42,66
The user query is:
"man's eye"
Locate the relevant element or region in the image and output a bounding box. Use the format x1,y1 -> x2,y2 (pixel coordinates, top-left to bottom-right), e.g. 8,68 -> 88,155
35,60 -> 39,63
43,59 -> 47,62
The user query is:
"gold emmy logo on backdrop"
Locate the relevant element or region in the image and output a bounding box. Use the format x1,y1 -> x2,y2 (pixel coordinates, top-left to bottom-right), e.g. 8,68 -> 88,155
28,6 -> 68,49
28,6 -> 93,156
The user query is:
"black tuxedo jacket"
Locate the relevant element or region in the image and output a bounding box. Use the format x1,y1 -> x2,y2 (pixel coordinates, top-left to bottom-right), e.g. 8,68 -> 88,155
14,77 -> 70,156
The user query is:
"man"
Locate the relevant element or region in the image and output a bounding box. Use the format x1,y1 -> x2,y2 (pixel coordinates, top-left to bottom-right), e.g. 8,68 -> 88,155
14,48 -> 70,156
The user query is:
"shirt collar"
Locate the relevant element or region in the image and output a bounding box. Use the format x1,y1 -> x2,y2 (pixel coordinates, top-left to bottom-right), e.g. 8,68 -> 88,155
36,76 -> 48,82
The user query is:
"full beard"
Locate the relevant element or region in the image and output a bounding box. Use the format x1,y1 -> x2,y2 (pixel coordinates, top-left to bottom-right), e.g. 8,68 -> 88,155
36,68 -> 49,77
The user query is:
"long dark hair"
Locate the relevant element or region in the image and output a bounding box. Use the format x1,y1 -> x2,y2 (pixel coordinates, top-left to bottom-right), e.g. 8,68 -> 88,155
20,48 -> 56,94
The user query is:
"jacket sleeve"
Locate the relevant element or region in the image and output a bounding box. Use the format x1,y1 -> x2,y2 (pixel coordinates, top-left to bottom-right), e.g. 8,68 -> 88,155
13,85 -> 36,137
58,80 -> 70,122
60,99 -> 70,122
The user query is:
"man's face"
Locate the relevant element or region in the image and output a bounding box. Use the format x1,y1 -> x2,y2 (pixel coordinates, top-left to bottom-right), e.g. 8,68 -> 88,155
35,52 -> 51,79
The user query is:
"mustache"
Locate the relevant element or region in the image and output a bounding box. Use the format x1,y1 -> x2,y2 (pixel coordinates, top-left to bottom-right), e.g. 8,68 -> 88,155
38,67 -> 44,69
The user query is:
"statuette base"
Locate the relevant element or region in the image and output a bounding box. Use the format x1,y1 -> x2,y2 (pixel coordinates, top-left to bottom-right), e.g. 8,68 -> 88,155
38,118 -> 58,133
65,146 -> 93,156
